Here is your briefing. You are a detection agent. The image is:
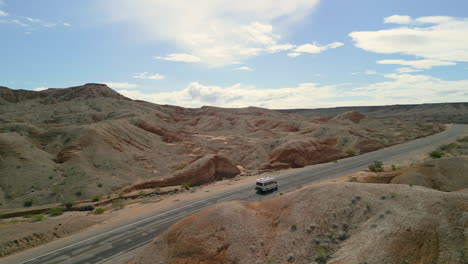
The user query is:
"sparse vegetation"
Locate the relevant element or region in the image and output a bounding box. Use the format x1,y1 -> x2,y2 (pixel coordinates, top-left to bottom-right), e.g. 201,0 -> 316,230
48,208 -> 64,216
391,164 -> 397,171
182,182 -> 191,190
138,190 -> 148,196
75,190 -> 82,197
97,183 -> 103,188
345,149 -> 356,156
31,214 -> 44,222
62,201 -> 74,210
23,198 -> 33,207
315,247 -> 329,264
78,205 -> 95,211
349,177 -> 358,182
430,150 -> 443,159
112,199 -> 125,209
92,195 -> 100,202
94,208 -> 105,214
368,161 -> 384,172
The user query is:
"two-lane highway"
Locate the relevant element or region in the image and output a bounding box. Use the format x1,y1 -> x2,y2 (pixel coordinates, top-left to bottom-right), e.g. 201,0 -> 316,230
3,124 -> 466,264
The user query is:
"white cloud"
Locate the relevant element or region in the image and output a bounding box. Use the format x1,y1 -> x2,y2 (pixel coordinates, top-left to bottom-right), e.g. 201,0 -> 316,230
155,53 -> 201,63
287,52 -> 301,57
234,66 -> 254,71
34,87 -> 47,91
384,15 -> 412,24
0,10 -> 8,17
133,72 -> 165,80
395,67 -> 422,73
63,22 -> 71,27
104,82 -> 139,89
377,59 -> 456,69
349,73 -> 468,105
101,0 -> 321,66
116,73 -> 468,108
350,16 -> 468,62
25,17 -> 41,23
365,70 -> 377,75
293,41 -> 344,55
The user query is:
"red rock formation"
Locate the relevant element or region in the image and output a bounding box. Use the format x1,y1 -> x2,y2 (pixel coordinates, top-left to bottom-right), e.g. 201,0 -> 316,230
262,138 -> 342,169
126,154 -> 240,191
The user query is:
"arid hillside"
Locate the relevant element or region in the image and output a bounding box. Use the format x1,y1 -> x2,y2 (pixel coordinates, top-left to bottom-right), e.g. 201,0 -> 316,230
128,178 -> 467,264
279,102 -> 468,124
0,84 -> 443,208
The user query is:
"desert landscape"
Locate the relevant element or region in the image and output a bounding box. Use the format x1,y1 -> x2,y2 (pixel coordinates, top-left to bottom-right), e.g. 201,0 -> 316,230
0,83 -> 444,209
2,1 -> 468,263
126,138 -> 468,264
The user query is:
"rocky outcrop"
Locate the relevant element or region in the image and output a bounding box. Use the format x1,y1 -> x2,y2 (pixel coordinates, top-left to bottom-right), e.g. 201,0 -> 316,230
126,154 -> 240,191
262,138 -> 342,169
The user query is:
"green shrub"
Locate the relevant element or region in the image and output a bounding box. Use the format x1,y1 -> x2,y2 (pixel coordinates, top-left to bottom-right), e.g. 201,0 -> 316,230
94,208 -> 105,214
182,182 -> 191,190
92,195 -> 100,202
345,149 -> 356,156
97,183 -> 103,188
62,201 -> 74,210
368,161 -> 384,172
456,136 -> 468,143
23,198 -> 33,207
48,208 -> 64,216
78,205 -> 95,211
75,190 -> 82,197
138,190 -> 147,196
391,164 -> 397,171
429,151 -> 443,159
31,214 -> 44,222
349,177 -> 358,182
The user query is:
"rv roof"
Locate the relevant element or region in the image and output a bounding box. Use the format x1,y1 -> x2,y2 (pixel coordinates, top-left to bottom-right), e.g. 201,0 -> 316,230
256,177 -> 275,183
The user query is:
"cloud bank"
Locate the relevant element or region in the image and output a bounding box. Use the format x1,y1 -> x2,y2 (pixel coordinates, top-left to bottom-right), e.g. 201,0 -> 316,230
101,0 -> 347,66
117,73 -> 468,109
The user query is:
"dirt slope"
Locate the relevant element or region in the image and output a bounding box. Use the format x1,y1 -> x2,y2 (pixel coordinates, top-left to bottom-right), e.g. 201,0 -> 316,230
128,183 -> 467,264
0,84 -> 443,208
391,157 -> 468,191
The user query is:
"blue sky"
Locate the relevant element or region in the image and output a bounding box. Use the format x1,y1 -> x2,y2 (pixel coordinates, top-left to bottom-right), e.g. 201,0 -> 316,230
1,0 -> 467,108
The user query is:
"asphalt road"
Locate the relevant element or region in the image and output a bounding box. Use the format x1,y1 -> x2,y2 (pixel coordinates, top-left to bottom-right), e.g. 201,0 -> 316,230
4,124 -> 466,264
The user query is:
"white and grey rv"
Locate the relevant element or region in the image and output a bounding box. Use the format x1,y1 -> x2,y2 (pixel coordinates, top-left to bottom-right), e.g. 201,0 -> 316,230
255,177 -> 278,193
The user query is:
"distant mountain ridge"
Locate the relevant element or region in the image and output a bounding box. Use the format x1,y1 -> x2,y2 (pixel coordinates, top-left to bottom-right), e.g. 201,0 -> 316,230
0,83 -> 129,104
277,102 -> 468,124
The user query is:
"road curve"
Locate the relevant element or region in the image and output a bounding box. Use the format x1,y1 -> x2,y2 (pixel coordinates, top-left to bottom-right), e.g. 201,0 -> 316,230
3,124 -> 466,264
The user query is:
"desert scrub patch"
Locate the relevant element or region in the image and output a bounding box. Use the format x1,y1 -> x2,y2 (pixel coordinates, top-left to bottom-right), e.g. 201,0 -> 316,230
62,201 -> 74,210
31,214 -> 44,222
368,161 -> 383,172
112,199 -> 125,209
349,177 -> 358,182
182,182 -> 191,190
138,190 -> 147,196
92,195 -> 100,202
429,151 -> 443,159
23,198 -> 33,207
48,208 -> 64,216
78,205 -> 95,211
345,149 -> 356,156
94,208 -> 105,214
